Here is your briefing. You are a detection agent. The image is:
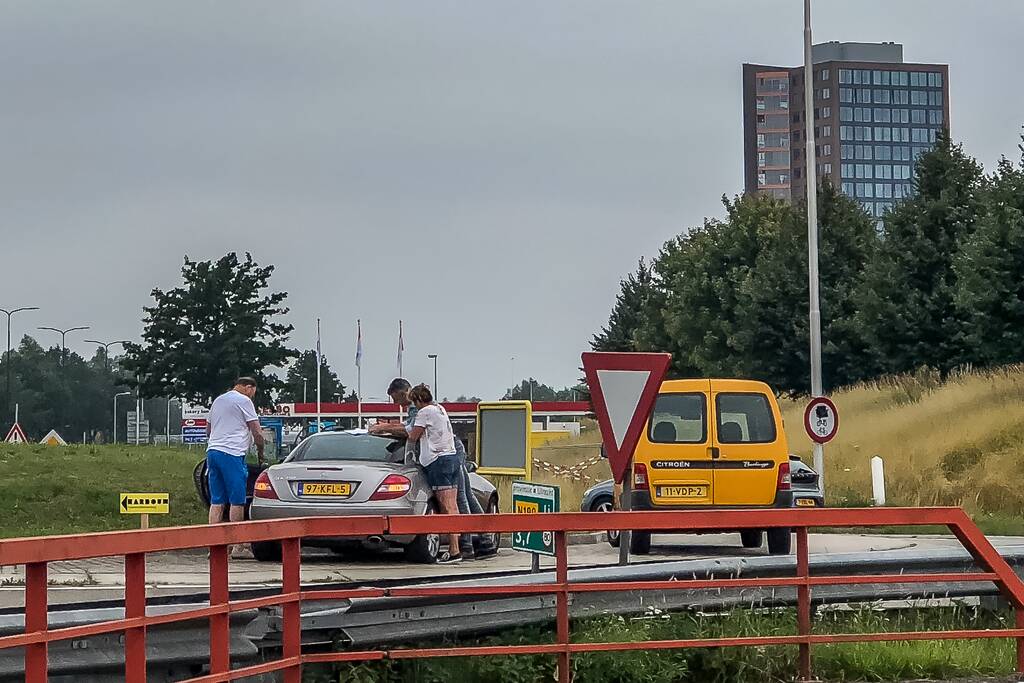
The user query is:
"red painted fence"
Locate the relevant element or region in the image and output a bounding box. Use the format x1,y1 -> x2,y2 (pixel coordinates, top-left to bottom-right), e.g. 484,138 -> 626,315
1,507 -> 1023,682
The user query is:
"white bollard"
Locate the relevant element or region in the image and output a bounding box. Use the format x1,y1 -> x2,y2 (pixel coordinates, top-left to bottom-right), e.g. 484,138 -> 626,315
871,455 -> 886,507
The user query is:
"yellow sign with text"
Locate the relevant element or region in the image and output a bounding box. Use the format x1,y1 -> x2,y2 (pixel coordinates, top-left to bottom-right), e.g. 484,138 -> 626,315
120,493 -> 169,515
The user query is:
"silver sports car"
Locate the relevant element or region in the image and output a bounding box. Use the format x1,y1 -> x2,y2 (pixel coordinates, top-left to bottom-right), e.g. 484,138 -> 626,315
247,430 -> 499,563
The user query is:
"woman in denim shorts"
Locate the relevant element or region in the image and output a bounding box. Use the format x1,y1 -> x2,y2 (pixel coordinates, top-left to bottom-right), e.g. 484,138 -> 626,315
406,383 -> 463,563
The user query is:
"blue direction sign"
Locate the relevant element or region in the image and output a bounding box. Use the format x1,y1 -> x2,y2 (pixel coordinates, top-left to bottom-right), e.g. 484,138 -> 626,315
511,481 -> 560,557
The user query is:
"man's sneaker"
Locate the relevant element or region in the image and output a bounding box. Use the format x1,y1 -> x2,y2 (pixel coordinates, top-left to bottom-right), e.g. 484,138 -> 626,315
459,548 -> 476,560
473,545 -> 499,559
230,545 -> 254,561
436,551 -> 463,565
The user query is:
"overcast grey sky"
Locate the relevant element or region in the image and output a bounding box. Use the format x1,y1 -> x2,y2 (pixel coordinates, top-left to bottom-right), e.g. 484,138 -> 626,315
2,1 -> 1021,400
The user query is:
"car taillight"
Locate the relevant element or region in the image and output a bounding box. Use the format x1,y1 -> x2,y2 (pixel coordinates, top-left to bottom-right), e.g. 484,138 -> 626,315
253,471 -> 278,500
633,463 -> 649,491
777,461 -> 792,491
369,474 -> 411,501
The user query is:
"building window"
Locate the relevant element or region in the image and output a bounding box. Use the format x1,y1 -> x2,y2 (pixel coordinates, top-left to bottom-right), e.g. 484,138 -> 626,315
855,164 -> 872,179
893,71 -> 909,87
840,106 -> 852,121
757,133 -> 766,148
855,145 -> 873,161
929,128 -> 938,143
895,164 -> 912,180
911,90 -> 927,105
841,163 -> 855,178
911,109 -> 926,124
821,68 -> 830,81
928,109 -> 944,125
839,69 -> 852,84
821,87 -> 831,100
758,152 -> 767,167
873,89 -> 891,104
896,146 -> 911,161
875,145 -> 892,161
822,125 -> 832,137
875,183 -> 893,198
929,91 -> 942,106
779,173 -> 789,184
840,125 -> 854,140
874,108 -> 892,123
822,143 -> 832,156
895,108 -> 910,124
856,182 -> 874,198
840,88 -> 853,103
794,167 -> 801,179
893,90 -> 909,105
822,106 -> 831,118
876,164 -> 892,180
857,88 -> 871,103
841,144 -> 854,159
911,128 -> 929,143
928,72 -> 943,87
758,172 -> 767,186
893,127 -> 910,143
910,72 -> 926,87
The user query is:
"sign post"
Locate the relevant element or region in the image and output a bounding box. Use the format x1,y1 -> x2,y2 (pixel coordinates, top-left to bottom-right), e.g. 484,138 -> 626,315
120,493 -> 169,529
511,481 -> 559,572
582,352 -> 671,566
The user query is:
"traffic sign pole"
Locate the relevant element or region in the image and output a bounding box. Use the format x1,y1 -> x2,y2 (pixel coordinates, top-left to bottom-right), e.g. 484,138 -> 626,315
618,477 -> 631,566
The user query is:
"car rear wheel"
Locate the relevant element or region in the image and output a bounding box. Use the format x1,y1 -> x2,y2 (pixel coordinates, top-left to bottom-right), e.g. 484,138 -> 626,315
404,502 -> 441,564
740,529 -> 763,549
591,496 -> 619,548
767,528 -> 792,555
251,541 -> 282,562
629,530 -> 651,555
481,497 -> 500,550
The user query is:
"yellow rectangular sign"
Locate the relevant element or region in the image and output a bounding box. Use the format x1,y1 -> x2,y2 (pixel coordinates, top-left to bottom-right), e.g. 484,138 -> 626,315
120,493 -> 169,515
514,500 -> 540,514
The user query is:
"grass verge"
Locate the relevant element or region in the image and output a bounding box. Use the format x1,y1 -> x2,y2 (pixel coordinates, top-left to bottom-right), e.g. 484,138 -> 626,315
0,443 -> 207,537
306,606 -> 1017,683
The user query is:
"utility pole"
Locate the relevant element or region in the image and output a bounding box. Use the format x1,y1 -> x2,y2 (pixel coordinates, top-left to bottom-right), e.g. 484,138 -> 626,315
803,0 -> 825,491
428,354 -> 438,399
1,306 -> 39,421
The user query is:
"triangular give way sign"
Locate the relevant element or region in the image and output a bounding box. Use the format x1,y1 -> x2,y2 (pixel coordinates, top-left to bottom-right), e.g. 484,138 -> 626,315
582,352 -> 671,484
4,423 -> 28,444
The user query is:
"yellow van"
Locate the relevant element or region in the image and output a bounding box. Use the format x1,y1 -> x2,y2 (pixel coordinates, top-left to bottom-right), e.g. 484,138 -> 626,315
626,378 -> 794,555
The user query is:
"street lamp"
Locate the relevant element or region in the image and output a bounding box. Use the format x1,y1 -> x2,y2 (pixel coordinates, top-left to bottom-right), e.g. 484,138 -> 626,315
37,325 -> 90,367
113,391 -> 131,444
1,306 -> 39,421
427,354 -> 438,399
84,339 -> 129,371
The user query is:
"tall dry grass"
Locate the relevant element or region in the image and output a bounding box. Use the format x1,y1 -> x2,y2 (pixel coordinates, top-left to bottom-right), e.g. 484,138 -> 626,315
520,366 -> 1024,515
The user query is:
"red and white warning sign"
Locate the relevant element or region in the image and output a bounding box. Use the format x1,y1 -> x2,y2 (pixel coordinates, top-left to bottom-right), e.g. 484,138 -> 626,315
4,423 -> 28,444
804,396 -> 839,444
582,352 -> 672,484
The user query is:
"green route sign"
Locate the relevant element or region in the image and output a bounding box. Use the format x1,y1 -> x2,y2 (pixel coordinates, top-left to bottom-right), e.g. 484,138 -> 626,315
511,481 -> 560,557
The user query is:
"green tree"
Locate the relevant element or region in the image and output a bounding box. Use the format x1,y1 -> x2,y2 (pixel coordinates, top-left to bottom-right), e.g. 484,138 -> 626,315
123,253 -> 297,407
592,258 -> 654,352
856,133 -> 986,375
954,139 -> 1024,365
279,350 -> 346,403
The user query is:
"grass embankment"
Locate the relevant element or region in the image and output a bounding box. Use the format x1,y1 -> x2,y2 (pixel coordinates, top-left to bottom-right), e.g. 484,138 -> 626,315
532,366 -> 1024,534
0,443 -> 207,537
307,607 -> 1017,682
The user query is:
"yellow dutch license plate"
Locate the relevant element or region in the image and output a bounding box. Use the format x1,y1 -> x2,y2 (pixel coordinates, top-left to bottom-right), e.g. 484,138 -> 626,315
658,485 -> 708,499
299,482 -> 351,497
795,498 -> 817,507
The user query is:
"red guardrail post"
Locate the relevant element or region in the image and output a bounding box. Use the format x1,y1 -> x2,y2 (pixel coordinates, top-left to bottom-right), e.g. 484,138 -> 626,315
555,530 -> 570,683
208,545 -> 230,674
281,537 -> 302,683
25,561 -> 48,682
795,527 -> 812,681
124,553 -> 147,683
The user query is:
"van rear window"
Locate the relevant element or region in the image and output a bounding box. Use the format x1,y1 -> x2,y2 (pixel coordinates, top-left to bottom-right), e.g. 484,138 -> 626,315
716,393 -> 776,443
648,393 -> 707,443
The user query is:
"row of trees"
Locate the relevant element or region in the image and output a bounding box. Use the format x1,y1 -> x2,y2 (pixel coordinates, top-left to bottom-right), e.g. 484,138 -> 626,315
593,131 -> 1024,395
503,378 -> 586,402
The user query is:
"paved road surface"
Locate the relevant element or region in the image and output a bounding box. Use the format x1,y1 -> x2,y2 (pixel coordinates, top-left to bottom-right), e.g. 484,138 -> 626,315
2,533 -> 1023,609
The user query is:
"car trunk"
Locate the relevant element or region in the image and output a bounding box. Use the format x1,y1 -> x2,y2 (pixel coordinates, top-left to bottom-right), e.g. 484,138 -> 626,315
268,461 -> 413,504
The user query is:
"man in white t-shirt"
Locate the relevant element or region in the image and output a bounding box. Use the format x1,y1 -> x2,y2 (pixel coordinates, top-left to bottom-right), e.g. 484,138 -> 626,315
206,377 -> 265,559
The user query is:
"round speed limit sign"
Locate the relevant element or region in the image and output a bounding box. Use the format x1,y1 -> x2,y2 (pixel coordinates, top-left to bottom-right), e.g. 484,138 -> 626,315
804,396 -> 839,444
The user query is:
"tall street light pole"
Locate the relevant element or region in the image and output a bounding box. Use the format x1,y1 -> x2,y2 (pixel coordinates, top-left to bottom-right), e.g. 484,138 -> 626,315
1,306 -> 39,421
84,339 -> 129,371
37,326 -> 90,367
427,354 -> 438,400
803,0 -> 825,492
113,391 -> 131,444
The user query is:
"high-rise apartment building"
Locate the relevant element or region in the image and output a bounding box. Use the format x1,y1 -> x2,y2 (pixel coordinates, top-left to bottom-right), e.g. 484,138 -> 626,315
743,42 -> 949,218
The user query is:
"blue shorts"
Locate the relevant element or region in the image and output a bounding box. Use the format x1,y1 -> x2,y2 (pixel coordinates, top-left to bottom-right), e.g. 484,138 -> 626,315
207,449 -> 248,506
424,453 -> 460,490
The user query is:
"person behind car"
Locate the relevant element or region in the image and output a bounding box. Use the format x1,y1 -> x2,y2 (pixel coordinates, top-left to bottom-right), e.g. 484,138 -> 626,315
369,379 -> 496,559
405,383 -> 463,564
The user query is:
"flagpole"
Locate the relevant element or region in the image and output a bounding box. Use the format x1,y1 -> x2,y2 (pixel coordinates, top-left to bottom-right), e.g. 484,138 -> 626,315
397,320 -> 404,420
356,319 -> 363,429
316,317 -> 322,433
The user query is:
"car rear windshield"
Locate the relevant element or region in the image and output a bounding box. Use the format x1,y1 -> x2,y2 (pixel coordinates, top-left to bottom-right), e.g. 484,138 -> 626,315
648,393 -> 707,443
290,434 -> 402,462
716,393 -> 777,443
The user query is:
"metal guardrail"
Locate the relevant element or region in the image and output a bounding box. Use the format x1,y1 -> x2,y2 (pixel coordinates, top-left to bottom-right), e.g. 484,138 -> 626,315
1,508 -> 1024,682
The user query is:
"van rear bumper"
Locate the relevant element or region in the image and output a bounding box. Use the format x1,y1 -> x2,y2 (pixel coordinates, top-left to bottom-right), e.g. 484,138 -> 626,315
629,489 -> 796,510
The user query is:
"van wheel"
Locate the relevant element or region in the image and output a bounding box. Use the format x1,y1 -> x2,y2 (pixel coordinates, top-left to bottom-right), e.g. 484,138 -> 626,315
629,530 -> 651,555
740,530 -> 763,549
767,528 -> 792,555
405,502 -> 441,564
